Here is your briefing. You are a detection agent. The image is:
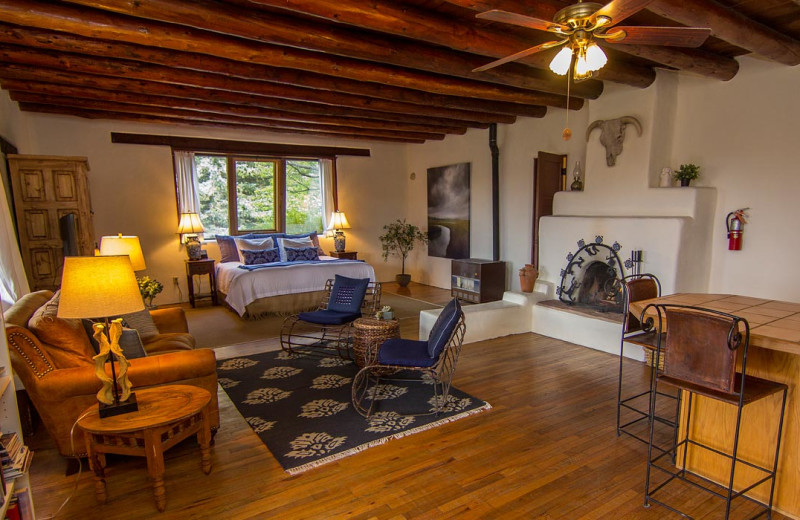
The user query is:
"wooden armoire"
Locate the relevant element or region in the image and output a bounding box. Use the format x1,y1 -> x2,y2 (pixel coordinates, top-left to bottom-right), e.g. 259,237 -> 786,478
7,154 -> 94,291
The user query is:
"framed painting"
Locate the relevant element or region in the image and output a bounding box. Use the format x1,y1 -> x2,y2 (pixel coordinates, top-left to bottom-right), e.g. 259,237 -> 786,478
427,162 -> 470,259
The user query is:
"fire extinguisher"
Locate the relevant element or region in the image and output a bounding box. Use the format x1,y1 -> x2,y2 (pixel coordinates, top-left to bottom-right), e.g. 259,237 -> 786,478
726,208 -> 749,251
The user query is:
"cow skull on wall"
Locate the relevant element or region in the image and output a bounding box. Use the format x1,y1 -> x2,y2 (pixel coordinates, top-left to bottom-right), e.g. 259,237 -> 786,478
586,116 -> 643,167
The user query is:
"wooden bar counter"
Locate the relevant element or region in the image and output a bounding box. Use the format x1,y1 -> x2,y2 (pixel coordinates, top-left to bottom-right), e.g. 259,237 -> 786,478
631,294 -> 800,519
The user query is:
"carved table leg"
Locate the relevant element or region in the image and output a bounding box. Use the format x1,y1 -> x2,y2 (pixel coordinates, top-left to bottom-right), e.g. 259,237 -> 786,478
84,431 -> 107,504
143,428 -> 167,512
198,408 -> 213,475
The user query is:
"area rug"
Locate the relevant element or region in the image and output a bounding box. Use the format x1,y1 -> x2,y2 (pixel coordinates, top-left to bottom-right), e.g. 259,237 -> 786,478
217,350 -> 490,474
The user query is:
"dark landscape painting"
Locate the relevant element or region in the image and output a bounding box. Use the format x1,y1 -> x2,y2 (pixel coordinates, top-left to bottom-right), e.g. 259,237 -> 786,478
427,163 -> 470,259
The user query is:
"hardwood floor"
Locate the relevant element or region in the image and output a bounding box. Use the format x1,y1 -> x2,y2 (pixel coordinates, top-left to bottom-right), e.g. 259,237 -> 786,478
28,284 -> 789,519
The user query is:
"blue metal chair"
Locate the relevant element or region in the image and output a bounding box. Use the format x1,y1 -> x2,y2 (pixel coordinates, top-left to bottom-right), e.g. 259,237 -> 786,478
352,297 -> 466,417
280,275 -> 381,358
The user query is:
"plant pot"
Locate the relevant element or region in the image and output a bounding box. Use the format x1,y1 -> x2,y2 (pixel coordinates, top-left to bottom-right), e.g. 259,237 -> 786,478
680,178 -> 691,187
519,264 -> 538,293
395,274 -> 411,287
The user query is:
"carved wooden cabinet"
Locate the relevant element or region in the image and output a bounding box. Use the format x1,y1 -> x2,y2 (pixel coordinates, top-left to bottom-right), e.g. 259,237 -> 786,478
451,258 -> 506,303
7,155 -> 94,291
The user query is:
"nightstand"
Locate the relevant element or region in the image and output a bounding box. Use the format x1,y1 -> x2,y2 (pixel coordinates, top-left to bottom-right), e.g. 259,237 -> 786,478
328,251 -> 358,260
185,259 -> 218,307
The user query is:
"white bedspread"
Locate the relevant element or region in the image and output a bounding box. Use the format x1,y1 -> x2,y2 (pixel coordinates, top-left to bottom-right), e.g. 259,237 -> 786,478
216,256 -> 376,316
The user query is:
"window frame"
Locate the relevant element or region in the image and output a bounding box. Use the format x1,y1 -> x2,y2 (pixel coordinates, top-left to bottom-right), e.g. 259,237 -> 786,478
195,152 -> 324,237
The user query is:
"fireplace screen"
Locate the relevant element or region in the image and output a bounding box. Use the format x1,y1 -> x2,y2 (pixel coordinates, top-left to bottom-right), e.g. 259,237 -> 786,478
557,236 -> 626,312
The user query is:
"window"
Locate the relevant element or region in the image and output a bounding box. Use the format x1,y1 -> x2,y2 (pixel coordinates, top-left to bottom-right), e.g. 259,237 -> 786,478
195,155 -> 325,237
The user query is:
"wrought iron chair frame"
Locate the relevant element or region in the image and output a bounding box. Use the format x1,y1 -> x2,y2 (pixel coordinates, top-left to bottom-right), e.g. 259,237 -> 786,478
352,312 -> 466,418
616,274 -> 681,453
643,303 -> 789,520
280,279 -> 382,359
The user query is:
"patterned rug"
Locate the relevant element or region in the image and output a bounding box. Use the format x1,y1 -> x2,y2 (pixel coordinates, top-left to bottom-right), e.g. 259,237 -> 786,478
217,349 -> 491,474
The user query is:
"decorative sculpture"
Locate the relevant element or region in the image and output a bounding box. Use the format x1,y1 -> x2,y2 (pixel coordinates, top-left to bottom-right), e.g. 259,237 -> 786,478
586,116 -> 643,166
92,319 -> 134,407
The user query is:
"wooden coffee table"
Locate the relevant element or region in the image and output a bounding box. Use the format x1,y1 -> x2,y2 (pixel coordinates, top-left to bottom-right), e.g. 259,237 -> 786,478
78,385 -> 213,512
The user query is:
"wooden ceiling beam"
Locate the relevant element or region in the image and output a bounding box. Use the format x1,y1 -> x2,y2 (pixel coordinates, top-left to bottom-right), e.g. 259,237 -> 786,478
238,0 -> 656,89
649,0 -> 800,65
0,49 -> 527,124
62,0 -> 602,99
0,25 -> 549,118
0,67 -> 490,129
0,23 -> 538,121
0,81 -> 470,135
443,0 -> 741,80
15,103 -> 426,143
10,92 -> 448,141
0,0 -> 576,109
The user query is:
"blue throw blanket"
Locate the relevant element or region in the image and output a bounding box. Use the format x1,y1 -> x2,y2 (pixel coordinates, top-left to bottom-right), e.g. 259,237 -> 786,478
238,259 -> 362,271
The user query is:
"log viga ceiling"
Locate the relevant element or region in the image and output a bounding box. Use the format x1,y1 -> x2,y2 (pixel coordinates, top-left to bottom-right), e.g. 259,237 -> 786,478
0,0 -> 798,144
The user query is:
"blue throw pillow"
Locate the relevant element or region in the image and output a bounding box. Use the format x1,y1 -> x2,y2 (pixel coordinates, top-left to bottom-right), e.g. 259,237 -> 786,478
215,234 -> 241,263
326,275 -> 369,314
426,298 -> 461,359
241,247 -> 281,265
82,320 -> 147,359
285,246 -> 320,262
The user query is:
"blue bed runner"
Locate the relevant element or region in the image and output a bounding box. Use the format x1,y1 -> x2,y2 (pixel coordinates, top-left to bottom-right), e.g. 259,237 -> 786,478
238,259 -> 363,271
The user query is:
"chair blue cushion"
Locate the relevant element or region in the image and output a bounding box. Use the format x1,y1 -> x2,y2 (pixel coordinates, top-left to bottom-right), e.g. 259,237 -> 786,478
326,275 -> 370,314
427,298 -> 462,358
298,309 -> 362,325
377,338 -> 436,367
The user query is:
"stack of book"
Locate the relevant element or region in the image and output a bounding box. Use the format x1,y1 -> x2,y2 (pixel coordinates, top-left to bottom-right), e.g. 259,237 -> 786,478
0,433 -> 32,482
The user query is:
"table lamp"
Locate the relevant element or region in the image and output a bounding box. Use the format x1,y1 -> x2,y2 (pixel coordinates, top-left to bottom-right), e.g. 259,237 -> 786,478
99,234 -> 146,271
326,210 -> 351,252
177,212 -> 205,260
58,256 -> 144,418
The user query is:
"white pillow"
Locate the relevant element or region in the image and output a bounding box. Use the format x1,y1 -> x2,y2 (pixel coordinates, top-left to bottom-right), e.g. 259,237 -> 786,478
278,237 -> 314,261
234,237 -> 274,262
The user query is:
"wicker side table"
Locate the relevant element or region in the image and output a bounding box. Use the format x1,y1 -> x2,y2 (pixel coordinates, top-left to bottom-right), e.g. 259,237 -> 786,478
352,317 -> 400,368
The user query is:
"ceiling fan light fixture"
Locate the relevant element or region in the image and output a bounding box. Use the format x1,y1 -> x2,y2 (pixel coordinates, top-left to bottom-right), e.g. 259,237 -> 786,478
549,46 -> 574,75
585,42 -> 607,71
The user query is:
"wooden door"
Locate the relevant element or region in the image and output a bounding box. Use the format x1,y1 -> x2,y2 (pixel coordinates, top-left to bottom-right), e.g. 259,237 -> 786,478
8,155 -> 94,291
531,152 -> 565,268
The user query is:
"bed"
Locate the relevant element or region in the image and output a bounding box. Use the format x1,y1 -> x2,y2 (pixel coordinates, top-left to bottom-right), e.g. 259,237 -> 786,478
217,256 -> 377,319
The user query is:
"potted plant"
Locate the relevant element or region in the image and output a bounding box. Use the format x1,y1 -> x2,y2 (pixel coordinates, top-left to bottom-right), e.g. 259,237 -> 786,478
138,276 -> 164,308
379,219 -> 428,287
674,163 -> 700,186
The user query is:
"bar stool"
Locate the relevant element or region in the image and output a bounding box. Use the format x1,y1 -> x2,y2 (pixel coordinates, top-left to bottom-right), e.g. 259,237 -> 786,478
616,274 -> 679,449
644,304 -> 788,520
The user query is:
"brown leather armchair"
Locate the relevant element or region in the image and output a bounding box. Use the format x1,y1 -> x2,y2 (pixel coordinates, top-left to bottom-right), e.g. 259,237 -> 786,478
3,290 -> 219,458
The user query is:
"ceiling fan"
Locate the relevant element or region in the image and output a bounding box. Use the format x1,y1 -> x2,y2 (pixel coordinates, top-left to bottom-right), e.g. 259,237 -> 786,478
472,0 -> 712,80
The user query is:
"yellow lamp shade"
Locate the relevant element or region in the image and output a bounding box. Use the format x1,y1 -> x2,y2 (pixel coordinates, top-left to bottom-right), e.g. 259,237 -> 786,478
177,212 -> 205,235
326,211 -> 351,231
57,256 -> 145,319
99,234 -> 146,271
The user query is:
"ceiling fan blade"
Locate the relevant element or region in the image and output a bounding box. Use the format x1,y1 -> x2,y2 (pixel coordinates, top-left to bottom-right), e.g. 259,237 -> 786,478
472,41 -> 566,73
590,0 -> 656,27
604,26 -> 712,47
476,10 -> 568,33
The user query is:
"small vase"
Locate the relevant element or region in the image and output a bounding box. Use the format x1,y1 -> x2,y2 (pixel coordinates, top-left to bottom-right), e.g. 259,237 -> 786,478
680,178 -> 691,187
396,274 -> 411,287
519,264 -> 538,293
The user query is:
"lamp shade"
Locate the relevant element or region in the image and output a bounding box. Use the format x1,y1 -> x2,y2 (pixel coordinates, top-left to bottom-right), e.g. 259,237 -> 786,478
549,46 -> 573,75
99,234 -> 146,271
57,256 -> 145,319
326,211 -> 351,231
177,212 -> 205,235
